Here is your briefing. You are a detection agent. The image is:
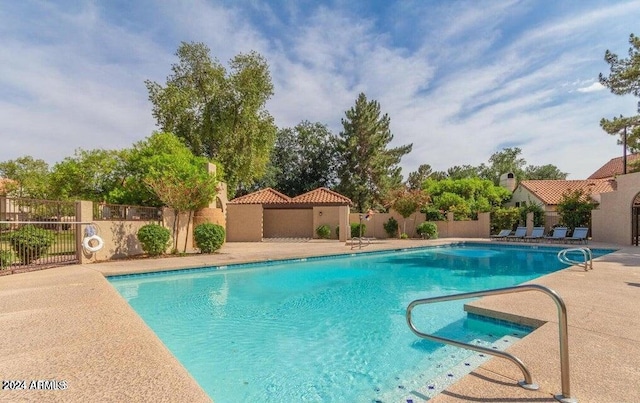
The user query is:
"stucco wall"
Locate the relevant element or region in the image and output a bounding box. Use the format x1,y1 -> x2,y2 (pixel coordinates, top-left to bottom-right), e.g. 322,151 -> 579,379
312,206 -> 342,239
264,209 -> 313,238
226,204 -> 263,242
592,172 -> 640,245
348,210 -> 490,239
507,187 -> 552,212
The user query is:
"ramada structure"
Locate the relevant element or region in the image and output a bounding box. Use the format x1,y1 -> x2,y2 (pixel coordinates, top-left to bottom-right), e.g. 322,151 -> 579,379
226,187 -> 352,242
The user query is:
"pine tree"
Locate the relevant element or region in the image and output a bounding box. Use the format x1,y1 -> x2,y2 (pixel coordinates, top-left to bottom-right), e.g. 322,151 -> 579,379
336,93 -> 412,212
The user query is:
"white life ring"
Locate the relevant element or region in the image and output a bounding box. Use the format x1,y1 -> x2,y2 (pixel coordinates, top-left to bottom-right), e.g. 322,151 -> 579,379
82,234 -> 104,253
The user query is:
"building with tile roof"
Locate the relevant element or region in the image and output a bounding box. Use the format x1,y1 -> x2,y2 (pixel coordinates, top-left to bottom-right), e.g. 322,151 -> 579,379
291,187 -> 353,206
226,187 -> 351,242
510,179 -> 616,211
228,187 -> 292,205
588,154 -> 640,179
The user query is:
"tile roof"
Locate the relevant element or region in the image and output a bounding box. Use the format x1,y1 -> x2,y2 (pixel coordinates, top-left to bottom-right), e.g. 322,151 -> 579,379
519,179 -> 615,205
229,187 -> 352,206
291,187 -> 352,205
588,154 -> 640,179
228,188 -> 292,204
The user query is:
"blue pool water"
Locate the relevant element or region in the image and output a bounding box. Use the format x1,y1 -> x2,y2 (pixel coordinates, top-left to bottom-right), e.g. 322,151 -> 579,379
109,243 -> 614,402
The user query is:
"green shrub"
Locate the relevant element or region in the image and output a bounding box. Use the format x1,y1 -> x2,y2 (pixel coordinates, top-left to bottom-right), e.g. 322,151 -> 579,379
491,207 -> 520,234
416,222 -> 438,239
8,225 -> 55,265
400,233 -> 409,239
0,250 -> 14,268
350,223 -> 366,238
336,226 -> 339,238
316,224 -> 331,239
194,223 -> 226,253
383,217 -> 399,238
137,224 -> 171,256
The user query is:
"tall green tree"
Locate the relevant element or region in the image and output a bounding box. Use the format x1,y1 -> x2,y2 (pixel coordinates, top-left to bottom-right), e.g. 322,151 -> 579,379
447,164 -> 480,180
264,121 -> 338,196
126,132 -> 218,251
146,42 -> 277,195
524,164 -> 568,180
599,33 -> 640,160
479,147 -> 526,185
336,93 -> 412,212
557,189 -> 598,231
48,149 -> 125,202
0,156 -> 50,199
406,164 -> 432,190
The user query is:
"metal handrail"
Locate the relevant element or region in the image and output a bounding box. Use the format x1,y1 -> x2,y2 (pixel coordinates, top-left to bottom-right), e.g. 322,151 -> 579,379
558,247 -> 593,271
406,284 -> 577,403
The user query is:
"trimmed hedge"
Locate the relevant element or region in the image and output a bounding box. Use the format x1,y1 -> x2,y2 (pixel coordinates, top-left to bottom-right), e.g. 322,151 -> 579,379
416,222 -> 438,239
316,225 -> 331,239
194,223 -> 226,253
8,225 -> 55,265
137,224 -> 171,256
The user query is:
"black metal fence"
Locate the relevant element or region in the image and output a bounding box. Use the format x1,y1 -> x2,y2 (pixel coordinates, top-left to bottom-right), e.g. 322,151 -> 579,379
0,197 -> 78,274
93,203 -> 163,221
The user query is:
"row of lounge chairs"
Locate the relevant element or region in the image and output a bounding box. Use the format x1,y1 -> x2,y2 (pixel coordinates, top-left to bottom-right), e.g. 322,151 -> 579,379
490,226 -> 588,244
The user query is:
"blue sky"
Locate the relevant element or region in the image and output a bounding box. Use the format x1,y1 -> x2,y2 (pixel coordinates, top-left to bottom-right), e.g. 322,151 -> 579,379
2,0 -> 640,179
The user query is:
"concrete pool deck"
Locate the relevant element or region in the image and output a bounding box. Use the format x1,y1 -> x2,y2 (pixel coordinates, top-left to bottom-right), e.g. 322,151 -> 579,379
0,238 -> 638,402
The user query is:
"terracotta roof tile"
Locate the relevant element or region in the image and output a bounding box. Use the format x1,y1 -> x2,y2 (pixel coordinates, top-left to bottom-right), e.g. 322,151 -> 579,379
291,187 -> 352,205
519,179 -> 615,205
588,154 -> 640,179
228,188 -> 292,204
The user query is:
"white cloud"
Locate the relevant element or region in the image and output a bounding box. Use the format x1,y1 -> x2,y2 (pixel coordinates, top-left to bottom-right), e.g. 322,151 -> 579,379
577,82 -> 606,93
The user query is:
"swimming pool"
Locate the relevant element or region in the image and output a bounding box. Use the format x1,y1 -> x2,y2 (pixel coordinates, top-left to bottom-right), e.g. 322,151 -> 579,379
109,243 -> 613,402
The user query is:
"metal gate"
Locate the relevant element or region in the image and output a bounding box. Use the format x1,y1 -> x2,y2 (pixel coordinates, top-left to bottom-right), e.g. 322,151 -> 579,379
0,197 -> 78,274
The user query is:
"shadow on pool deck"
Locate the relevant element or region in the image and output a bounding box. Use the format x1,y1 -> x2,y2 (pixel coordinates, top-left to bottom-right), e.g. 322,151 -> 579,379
0,238 -> 638,402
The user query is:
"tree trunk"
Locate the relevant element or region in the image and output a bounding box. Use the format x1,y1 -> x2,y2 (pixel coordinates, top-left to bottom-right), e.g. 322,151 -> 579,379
172,208 -> 180,253
183,210 -> 192,253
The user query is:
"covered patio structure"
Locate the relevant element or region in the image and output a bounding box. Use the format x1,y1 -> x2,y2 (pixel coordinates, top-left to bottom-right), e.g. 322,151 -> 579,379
226,187 -> 352,242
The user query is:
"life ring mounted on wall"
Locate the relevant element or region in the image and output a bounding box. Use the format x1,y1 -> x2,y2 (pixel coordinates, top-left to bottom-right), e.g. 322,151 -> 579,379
82,224 -> 104,253
83,235 -> 104,253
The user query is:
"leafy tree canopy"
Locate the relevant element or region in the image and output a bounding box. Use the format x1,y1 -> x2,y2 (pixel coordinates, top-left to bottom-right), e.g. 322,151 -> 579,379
557,189 -> 598,230
336,93 -> 412,212
146,42 -> 277,195
524,164 -> 568,180
263,121 -> 338,196
49,148 -> 125,202
0,156 -> 50,199
113,132 -> 217,207
423,177 -> 511,220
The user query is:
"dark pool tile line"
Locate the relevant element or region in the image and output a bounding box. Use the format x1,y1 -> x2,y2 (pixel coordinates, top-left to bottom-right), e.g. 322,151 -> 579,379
466,312 -> 535,333
107,243 -> 463,280
107,241 -> 616,281
459,241 -> 617,255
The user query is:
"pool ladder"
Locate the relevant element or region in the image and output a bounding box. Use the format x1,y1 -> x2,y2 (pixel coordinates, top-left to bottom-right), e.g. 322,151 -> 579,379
557,247 -> 593,271
406,284 -> 577,403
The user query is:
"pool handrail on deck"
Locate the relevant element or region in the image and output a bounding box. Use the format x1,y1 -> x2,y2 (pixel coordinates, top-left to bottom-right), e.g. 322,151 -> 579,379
407,283 -> 577,403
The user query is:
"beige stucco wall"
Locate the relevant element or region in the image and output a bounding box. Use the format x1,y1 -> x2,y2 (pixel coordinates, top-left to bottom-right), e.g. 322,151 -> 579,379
592,172 -> 640,245
78,207 -> 196,263
348,210 -> 490,239
226,204 -> 263,242
312,206 -> 343,239
264,209 -> 313,238
507,186 -> 553,212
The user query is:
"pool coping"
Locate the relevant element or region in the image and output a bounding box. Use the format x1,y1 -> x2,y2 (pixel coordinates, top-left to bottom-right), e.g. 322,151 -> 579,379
1,238 -> 639,402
